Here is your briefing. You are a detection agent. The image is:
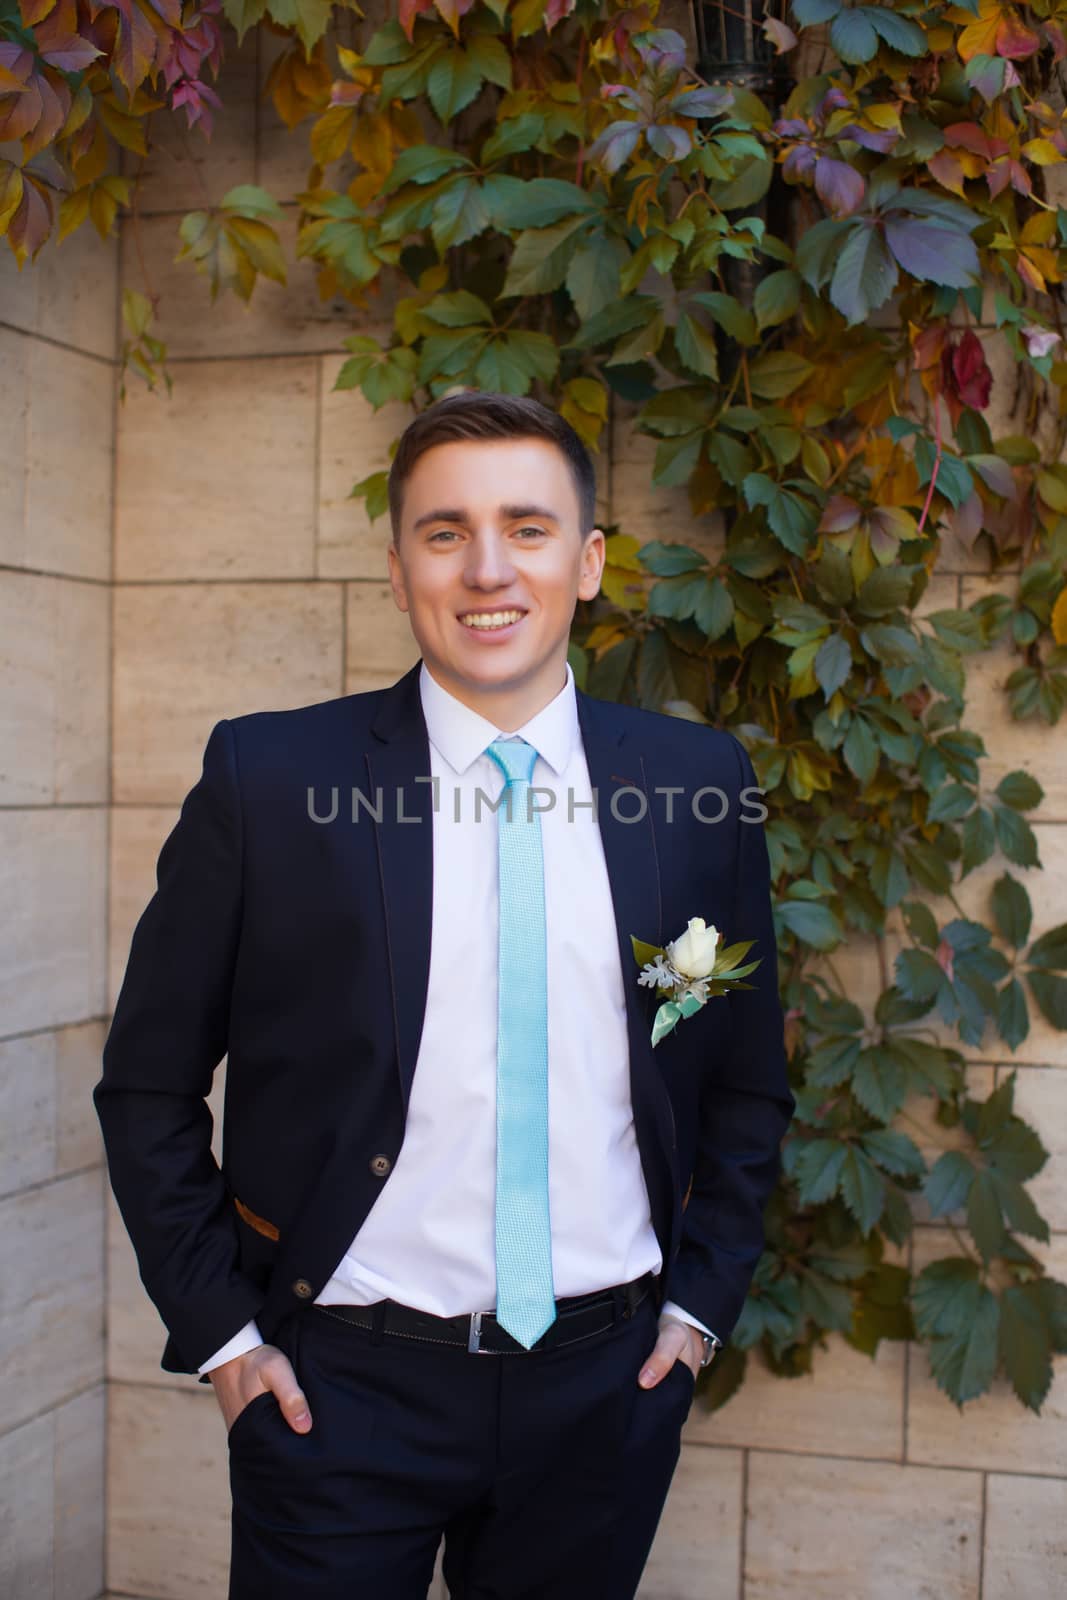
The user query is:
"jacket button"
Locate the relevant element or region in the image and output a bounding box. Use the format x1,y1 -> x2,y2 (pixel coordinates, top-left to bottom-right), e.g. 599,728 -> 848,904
292,1278 -> 313,1299
370,1154 -> 392,1177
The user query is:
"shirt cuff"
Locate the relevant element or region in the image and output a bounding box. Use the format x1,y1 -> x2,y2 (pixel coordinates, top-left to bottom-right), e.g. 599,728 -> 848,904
196,1318 -> 265,1375
660,1299 -> 721,1345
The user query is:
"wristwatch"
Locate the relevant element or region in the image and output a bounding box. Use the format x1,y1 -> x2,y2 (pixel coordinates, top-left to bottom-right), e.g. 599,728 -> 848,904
697,1330 -> 722,1368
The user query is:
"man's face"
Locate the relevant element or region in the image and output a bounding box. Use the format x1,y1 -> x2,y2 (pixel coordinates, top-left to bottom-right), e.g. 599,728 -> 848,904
387,436 -> 605,714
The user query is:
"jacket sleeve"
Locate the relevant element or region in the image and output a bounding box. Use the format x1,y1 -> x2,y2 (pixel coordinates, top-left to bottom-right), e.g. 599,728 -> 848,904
662,731 -> 797,1344
93,719 -> 266,1376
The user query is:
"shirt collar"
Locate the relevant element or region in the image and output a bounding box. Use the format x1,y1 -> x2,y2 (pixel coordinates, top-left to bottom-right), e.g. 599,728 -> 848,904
418,659 -> 579,778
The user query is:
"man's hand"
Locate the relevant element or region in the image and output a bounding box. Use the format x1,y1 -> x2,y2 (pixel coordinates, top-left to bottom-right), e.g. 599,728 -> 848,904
638,1314 -> 708,1388
210,1342 -> 313,1435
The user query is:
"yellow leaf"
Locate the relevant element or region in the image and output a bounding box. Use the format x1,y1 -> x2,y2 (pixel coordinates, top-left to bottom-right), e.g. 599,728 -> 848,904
311,105 -> 356,166
1022,138 -> 1063,167
226,216 -> 287,285
1051,585 -> 1067,646
603,533 -> 645,572
56,184 -> 90,242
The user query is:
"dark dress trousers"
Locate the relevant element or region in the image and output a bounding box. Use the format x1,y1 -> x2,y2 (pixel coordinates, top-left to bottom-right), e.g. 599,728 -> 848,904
94,659 -> 796,1597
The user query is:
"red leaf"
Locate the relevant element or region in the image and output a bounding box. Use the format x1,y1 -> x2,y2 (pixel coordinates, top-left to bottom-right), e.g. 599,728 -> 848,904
950,330 -> 993,412
7,172 -> 52,264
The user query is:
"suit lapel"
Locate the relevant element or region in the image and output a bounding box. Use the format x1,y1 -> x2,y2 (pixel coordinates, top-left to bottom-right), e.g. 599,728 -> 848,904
576,687 -> 677,1254
367,662 -> 434,1114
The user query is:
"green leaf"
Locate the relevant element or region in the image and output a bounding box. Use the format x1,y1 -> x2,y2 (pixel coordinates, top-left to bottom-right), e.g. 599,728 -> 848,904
924,1151 -> 975,1218
840,1146 -> 886,1232
777,899 -> 843,950
690,290 -> 757,344
501,215 -> 588,297
221,184 -> 284,220
962,806 -> 995,874
794,1138 -> 848,1206
431,179 -> 491,250
748,351 -> 813,399
991,875 -> 1032,949
853,1044 -> 908,1121
381,146 -> 471,194
997,978 -> 1029,1050
674,312 -> 719,379
967,1169 -> 1006,1260
830,223 -> 898,324
999,1285 -> 1054,1411
867,6 -> 926,55
566,234 -> 626,322
861,1128 -> 925,1179
814,632 -> 851,698
426,48 -> 485,123
994,805 -> 1039,868
754,268 -> 801,330
996,770 -> 1044,811
1028,971 -> 1067,1029
1027,924 -> 1067,971
489,177 -> 596,230
639,541 -> 706,576
830,6 -> 879,62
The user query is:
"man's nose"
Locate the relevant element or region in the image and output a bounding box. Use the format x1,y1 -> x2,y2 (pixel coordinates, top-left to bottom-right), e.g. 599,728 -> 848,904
463,532 -> 517,589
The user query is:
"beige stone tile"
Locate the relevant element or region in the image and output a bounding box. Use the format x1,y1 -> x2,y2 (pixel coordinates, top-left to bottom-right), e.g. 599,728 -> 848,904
913,570 -> 959,619
129,33 -> 259,215
744,1450 -> 982,1600
115,356 -> 316,580
983,1471 -> 1067,1600
318,354 -> 408,579
1005,1064 -> 1067,1235
0,568 -> 55,803
108,806 -> 177,1009
0,571 -> 109,804
344,581 -> 421,696
638,1444 -> 743,1599
107,1382 -> 230,1598
0,238 -> 39,334
0,1170 -> 105,1433
54,1382 -> 106,1600
56,1019 -> 107,1177
0,327 -> 30,555
0,807 -> 108,1034
960,575 -> 1067,819
0,1031 -> 55,1196
118,208 -> 387,360
689,1329 -> 906,1462
112,582 -> 343,802
106,1189 -> 173,1387
36,221 -> 119,362
54,578 -> 110,802
24,339 -> 114,581
0,1411 -> 53,1600
908,1230 -> 1067,1474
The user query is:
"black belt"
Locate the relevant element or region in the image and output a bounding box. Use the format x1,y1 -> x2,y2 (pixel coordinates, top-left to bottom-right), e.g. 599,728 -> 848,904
310,1270 -> 657,1356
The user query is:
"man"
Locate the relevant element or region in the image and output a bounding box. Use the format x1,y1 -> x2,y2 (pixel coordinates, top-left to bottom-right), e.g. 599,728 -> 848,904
95,392 -> 795,1598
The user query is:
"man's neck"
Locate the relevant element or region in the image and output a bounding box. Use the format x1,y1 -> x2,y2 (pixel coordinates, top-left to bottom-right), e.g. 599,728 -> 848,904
422,659 -> 570,733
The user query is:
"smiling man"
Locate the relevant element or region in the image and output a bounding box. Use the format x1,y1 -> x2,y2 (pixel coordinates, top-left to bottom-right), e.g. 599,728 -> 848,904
95,392 -> 795,1599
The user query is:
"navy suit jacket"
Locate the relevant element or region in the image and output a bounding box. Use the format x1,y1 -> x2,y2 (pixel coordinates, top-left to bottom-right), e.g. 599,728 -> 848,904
94,660 -> 796,1383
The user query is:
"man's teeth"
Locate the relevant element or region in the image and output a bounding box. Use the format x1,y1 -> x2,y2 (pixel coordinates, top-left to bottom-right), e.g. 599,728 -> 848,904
460,610 -> 524,630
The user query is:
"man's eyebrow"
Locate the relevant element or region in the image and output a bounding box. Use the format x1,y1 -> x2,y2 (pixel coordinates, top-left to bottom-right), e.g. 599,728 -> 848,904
411,503 -> 562,531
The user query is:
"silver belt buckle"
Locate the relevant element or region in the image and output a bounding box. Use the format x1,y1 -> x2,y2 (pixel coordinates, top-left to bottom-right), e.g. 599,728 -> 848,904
468,1311 -> 495,1354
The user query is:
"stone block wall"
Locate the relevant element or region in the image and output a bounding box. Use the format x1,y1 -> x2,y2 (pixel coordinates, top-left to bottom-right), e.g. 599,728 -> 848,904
0,222 -> 117,1597
2,21 -> 1066,1597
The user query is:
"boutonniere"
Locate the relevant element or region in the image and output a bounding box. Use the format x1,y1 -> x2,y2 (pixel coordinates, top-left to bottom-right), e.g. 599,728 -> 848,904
630,917 -> 761,1046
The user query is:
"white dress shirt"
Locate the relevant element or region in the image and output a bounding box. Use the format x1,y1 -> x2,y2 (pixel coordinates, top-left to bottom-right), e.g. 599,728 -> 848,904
199,660 -> 715,1373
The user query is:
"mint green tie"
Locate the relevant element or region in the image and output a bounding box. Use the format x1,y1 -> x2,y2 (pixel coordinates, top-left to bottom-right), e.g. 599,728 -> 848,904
485,736 -> 557,1349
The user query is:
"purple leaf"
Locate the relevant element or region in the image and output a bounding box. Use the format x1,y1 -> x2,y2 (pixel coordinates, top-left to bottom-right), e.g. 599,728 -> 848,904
884,217 -> 980,288
815,157 -> 866,217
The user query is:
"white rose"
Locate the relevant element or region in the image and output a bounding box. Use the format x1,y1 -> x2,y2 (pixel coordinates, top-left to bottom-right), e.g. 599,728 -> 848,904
668,917 -> 719,979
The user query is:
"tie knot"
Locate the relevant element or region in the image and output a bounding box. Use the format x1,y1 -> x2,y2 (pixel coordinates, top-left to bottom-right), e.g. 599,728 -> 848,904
486,736 -> 538,786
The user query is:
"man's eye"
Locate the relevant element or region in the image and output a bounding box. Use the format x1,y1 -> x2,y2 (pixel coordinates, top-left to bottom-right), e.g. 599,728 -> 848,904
429,530 -> 459,542
516,526 -> 546,538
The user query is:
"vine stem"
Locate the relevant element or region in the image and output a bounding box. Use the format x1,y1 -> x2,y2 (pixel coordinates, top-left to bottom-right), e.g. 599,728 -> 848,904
915,392 -> 944,540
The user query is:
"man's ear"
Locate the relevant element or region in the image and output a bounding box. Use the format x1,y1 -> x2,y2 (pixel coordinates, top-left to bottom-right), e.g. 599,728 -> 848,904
577,527 -> 607,602
386,540 -> 409,612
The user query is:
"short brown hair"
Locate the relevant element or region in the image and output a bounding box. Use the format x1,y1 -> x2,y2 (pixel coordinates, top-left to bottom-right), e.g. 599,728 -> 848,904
388,392 -> 597,539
